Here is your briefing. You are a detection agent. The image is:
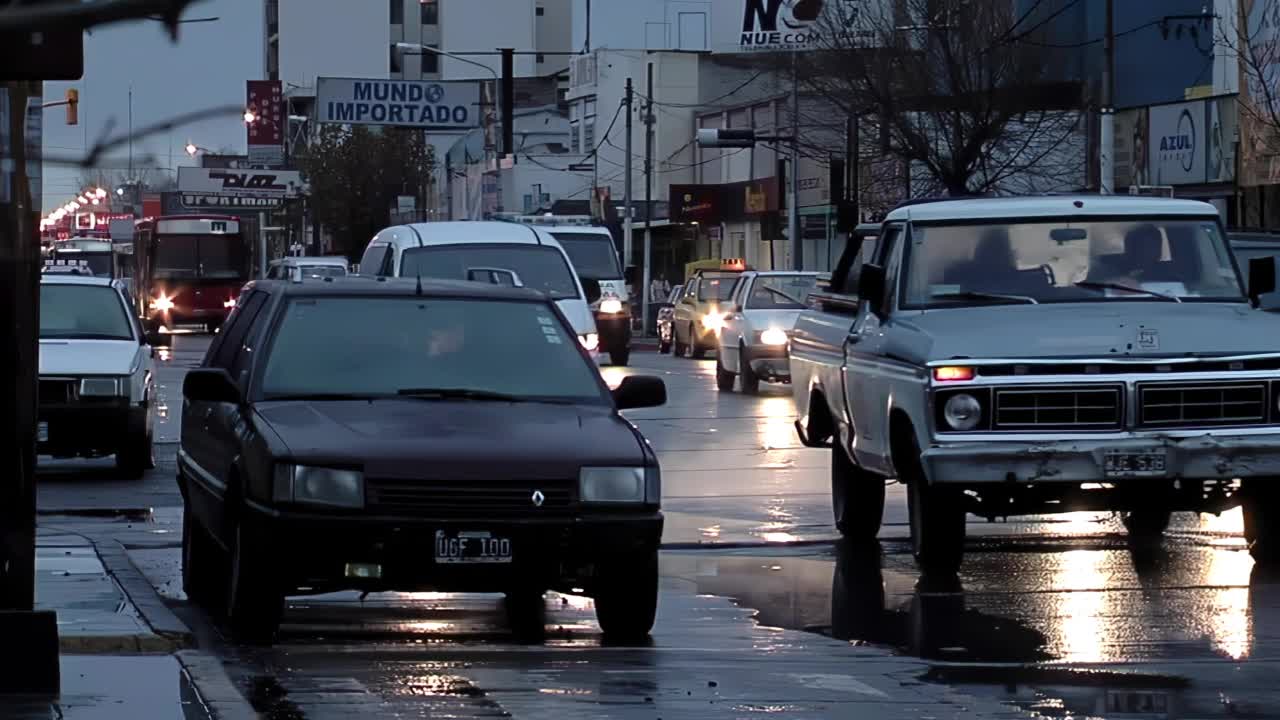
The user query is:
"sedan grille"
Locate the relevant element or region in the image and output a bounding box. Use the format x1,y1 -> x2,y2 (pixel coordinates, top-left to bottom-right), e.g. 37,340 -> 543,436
993,385 -> 1122,430
38,378 -> 77,405
365,479 -> 576,517
1139,382 -> 1267,428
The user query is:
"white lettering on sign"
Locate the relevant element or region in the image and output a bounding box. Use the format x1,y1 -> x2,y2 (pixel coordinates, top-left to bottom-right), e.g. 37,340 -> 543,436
316,77 -> 481,129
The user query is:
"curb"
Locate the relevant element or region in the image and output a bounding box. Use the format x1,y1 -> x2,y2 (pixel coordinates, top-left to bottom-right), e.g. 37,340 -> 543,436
177,651 -> 261,720
93,540 -> 194,651
59,633 -> 176,653
37,507 -> 153,521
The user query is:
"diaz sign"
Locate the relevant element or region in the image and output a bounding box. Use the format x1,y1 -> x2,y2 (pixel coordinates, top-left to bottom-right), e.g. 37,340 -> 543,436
177,167 -> 303,198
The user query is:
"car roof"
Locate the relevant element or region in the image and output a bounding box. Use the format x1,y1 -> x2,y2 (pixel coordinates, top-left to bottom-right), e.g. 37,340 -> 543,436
243,275 -> 549,301
393,221 -> 551,248
884,195 -> 1221,223
40,273 -> 115,287
274,256 -> 349,266
747,270 -> 820,277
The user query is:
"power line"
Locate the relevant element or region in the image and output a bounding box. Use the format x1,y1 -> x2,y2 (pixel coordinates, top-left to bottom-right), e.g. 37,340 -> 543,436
631,70 -> 769,110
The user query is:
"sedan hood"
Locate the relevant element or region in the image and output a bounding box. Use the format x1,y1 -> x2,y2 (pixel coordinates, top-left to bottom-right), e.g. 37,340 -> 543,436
744,309 -> 805,333
900,302 -> 1280,360
255,399 -> 644,479
39,339 -> 141,375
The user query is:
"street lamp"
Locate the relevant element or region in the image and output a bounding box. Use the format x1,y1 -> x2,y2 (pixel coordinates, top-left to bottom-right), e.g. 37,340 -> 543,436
393,42 -> 499,81
185,142 -> 212,157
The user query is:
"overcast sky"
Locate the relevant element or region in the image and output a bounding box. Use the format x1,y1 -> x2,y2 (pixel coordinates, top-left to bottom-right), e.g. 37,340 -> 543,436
41,0 -> 263,213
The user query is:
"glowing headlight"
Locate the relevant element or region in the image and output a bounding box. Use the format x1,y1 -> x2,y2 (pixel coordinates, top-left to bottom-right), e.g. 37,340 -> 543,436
79,377 -> 123,397
760,327 -> 789,346
701,312 -> 727,332
223,297 -> 237,309
598,298 -> 624,314
272,465 -> 365,508
579,466 -> 661,504
150,295 -> 175,312
579,333 -> 600,351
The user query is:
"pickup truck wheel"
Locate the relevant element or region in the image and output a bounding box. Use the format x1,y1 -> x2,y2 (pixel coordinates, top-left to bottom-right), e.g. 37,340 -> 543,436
689,324 -> 707,359
832,443 -> 885,540
1243,479 -> 1280,565
594,549 -> 659,644
715,359 -> 736,391
901,443 -> 965,575
226,523 -> 285,645
739,344 -> 760,394
1123,509 -> 1171,543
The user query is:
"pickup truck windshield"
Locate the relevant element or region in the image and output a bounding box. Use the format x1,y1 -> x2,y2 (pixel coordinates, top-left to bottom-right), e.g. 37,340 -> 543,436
903,219 -> 1245,308
261,297 -> 606,403
40,284 -> 133,340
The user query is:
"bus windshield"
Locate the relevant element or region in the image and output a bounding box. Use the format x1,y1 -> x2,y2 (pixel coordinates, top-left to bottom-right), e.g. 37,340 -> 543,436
52,251 -> 113,277
152,234 -> 247,280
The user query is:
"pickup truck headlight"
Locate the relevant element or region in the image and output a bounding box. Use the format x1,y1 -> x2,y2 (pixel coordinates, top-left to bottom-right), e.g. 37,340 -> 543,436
273,465 -> 365,508
79,377 -> 124,397
580,466 -> 660,504
943,393 -> 983,431
598,297 -> 624,314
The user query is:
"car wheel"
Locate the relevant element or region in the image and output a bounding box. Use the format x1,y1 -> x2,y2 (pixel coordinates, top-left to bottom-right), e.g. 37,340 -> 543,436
611,349 -> 630,366
504,589 -> 547,641
902,436 -> 965,576
715,358 -> 736,392
115,429 -> 152,480
594,548 -> 658,643
1123,508 -> 1171,544
739,344 -> 760,394
182,504 -> 224,609
689,325 -> 707,359
832,442 -> 885,541
1243,479 -> 1280,565
226,522 -> 284,645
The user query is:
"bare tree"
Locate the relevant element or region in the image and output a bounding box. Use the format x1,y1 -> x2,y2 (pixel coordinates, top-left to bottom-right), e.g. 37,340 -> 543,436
791,0 -> 1087,197
1222,0 -> 1280,188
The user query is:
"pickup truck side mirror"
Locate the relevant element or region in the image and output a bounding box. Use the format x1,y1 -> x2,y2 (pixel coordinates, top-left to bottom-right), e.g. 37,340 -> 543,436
857,263 -> 886,312
1250,256 -> 1276,307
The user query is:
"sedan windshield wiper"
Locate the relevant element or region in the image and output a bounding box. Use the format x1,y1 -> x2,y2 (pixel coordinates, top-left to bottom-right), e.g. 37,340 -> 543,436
396,387 -> 541,403
1074,281 -> 1181,303
931,290 -> 1039,305
264,392 -> 379,401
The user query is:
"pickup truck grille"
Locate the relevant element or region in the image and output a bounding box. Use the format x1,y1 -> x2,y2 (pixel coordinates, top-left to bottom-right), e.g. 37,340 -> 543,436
1138,382 -> 1267,428
993,385 -> 1123,430
365,479 -> 576,517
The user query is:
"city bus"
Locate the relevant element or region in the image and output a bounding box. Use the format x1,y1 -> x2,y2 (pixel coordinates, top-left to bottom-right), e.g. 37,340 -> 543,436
133,215 -> 251,333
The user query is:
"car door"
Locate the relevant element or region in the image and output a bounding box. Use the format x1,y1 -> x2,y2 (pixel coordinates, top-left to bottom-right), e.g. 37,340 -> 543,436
205,291 -> 271,490
674,277 -> 699,344
843,223 -> 904,473
719,275 -> 753,372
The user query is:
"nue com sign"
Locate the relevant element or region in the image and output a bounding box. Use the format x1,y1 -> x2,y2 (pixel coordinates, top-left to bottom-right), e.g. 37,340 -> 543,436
741,0 -> 825,50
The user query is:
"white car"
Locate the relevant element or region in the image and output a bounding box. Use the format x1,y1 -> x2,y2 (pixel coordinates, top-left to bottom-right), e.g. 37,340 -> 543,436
715,271 -> 820,394
38,273 -> 159,477
265,255 -> 350,281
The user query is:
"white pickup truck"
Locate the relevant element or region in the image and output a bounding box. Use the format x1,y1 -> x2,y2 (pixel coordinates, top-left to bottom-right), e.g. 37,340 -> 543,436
791,195 -> 1280,574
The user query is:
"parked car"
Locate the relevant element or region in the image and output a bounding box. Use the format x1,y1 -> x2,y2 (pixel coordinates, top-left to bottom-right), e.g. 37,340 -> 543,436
178,276 -> 667,644
792,195 -> 1280,574
715,271 -> 819,393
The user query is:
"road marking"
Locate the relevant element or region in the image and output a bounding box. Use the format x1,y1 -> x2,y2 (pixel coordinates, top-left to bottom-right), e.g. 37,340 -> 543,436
786,673 -> 889,697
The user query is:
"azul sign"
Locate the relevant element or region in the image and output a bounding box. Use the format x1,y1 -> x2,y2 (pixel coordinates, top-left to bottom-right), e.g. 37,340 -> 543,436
741,0 -> 825,51
1148,100 -> 1206,186
316,77 -> 481,129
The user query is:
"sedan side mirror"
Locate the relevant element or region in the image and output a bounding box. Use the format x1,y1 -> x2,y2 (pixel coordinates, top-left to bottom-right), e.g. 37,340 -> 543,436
183,368 -> 241,404
612,375 -> 666,410
144,329 -> 172,348
1250,256 -> 1277,307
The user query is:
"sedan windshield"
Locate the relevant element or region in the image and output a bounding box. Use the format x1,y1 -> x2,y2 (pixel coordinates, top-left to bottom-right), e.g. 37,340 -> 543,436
261,297 -> 606,403
40,284 -> 133,340
400,244 -> 580,299
549,232 -> 622,280
745,275 -> 818,309
903,219 -> 1244,308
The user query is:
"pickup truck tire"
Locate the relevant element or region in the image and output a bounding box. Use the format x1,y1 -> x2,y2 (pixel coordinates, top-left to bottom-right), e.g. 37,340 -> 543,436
1243,479 -> 1280,564
594,549 -> 659,643
901,438 -> 965,575
739,343 -> 760,394
715,359 -> 736,391
1123,509 -> 1171,542
659,337 -> 672,354
226,522 -> 285,645
832,443 -> 885,540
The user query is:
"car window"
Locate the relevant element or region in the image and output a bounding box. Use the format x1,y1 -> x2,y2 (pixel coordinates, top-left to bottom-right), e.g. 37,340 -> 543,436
399,244 -> 580,299
230,295 -> 272,386
669,286 -> 685,303
298,264 -> 347,278
40,284 -> 134,340
697,275 -> 738,302
260,297 -> 606,403
209,292 -> 269,370
359,244 -> 390,276
745,275 -> 819,310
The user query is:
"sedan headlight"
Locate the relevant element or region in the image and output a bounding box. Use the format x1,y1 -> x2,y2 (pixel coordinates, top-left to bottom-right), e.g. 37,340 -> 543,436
579,333 -> 600,352
150,295 -> 175,312
79,377 -> 124,397
759,327 -> 789,346
701,312 -> 727,332
273,464 -> 365,508
598,297 -> 624,314
579,466 -> 660,505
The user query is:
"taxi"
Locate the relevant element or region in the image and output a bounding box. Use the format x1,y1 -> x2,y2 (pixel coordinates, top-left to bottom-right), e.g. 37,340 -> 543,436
38,269 -> 162,478
671,259 -> 748,358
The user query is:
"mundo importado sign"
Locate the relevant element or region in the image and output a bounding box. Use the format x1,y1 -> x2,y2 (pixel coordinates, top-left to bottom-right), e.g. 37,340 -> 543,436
315,77 -> 481,129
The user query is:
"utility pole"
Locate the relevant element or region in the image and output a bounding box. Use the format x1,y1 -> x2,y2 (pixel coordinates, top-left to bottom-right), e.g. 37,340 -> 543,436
642,63 -> 654,337
127,84 -> 133,182
623,77 -> 634,271
789,52 -> 801,270
1099,0 -> 1115,194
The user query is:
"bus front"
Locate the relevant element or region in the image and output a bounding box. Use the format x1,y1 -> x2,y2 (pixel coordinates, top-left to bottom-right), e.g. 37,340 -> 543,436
144,217 -> 248,332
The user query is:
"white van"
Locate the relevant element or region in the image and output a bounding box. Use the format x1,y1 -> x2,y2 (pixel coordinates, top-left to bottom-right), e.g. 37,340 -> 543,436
359,221 -> 600,353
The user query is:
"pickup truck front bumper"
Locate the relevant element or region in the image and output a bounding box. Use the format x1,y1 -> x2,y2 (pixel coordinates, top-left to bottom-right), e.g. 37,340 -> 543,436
922,431 -> 1280,484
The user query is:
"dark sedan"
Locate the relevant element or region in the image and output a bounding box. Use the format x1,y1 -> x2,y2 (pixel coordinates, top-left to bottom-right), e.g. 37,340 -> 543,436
178,276 -> 667,644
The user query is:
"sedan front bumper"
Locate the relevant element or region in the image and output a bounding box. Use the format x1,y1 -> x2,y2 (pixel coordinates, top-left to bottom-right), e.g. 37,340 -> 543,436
922,431 -> 1280,485
744,343 -> 791,381
38,401 -> 145,458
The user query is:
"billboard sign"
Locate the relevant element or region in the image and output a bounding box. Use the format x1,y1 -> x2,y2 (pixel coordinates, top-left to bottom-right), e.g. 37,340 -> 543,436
178,167 -> 303,198
1114,108 -> 1150,189
729,0 -> 876,53
1149,100 -> 1206,186
246,80 -> 285,167
315,77 -> 481,129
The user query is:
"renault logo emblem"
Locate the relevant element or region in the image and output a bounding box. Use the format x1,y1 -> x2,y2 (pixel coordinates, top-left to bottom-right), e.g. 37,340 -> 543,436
531,490 -> 545,507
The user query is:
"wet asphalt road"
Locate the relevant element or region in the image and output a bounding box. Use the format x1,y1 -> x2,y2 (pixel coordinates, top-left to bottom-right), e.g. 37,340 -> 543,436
35,334 -> 1280,718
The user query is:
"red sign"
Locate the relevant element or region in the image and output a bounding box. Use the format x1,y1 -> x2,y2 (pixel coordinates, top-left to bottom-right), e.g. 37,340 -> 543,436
246,80 -> 285,166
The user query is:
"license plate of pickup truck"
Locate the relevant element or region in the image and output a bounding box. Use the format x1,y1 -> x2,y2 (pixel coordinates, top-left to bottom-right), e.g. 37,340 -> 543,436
433,530 -> 513,564
1103,449 -> 1167,477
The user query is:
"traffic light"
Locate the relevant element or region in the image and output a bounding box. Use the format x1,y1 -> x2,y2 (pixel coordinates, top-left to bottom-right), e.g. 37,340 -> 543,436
696,128 -> 757,148
65,88 -> 78,125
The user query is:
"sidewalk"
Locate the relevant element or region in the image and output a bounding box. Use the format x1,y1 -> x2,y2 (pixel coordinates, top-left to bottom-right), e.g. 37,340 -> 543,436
0,525 -> 258,720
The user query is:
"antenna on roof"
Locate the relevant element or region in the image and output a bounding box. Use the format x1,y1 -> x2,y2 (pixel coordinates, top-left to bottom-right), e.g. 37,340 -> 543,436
415,271 -> 423,297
